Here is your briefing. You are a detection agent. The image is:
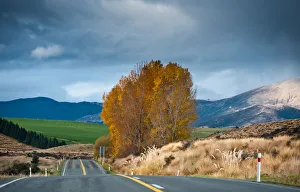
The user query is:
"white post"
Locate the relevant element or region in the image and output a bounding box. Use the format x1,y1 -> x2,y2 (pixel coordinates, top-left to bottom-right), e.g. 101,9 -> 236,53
257,153 -> 261,182
29,167 -> 32,177
108,165 -> 111,172
45,168 -> 47,177
176,170 -> 180,176
57,164 -> 59,171
131,169 -> 134,175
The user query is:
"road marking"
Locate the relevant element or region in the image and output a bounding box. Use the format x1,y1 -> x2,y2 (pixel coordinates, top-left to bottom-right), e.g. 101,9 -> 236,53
0,178 -> 25,189
117,174 -> 163,192
93,160 -> 106,174
79,159 -> 87,176
151,184 -> 165,189
133,176 -> 141,180
62,159 -> 69,176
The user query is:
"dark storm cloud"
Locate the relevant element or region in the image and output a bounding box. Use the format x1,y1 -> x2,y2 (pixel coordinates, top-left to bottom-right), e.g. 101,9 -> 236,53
1,0 -> 300,67
0,0 -> 60,41
0,0 -> 299,101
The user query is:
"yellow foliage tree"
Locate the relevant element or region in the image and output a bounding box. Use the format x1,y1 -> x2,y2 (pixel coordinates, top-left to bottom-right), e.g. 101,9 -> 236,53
101,60 -> 197,157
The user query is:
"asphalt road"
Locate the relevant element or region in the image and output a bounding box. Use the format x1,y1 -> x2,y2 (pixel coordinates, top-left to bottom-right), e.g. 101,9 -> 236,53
1,159 -> 299,192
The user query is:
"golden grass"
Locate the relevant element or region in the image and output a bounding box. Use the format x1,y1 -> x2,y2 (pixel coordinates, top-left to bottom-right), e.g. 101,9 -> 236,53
0,155 -> 61,177
112,136 -> 300,186
37,144 -> 94,153
0,133 -> 37,152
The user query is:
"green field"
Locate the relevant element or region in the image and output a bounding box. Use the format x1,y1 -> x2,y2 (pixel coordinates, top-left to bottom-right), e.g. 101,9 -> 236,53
191,127 -> 229,139
5,118 -> 109,144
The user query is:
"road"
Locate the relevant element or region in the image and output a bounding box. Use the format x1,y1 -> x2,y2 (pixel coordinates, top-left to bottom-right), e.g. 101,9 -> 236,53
1,159 -> 299,192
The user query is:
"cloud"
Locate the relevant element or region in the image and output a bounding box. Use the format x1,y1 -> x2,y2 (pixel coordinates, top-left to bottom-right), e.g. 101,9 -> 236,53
0,44 -> 6,52
63,81 -> 113,101
0,0 -> 299,102
31,44 -> 64,59
99,0 -> 195,34
195,62 -> 300,99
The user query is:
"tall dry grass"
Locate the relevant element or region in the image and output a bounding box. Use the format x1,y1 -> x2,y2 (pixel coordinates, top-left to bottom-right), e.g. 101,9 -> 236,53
111,136 -> 300,185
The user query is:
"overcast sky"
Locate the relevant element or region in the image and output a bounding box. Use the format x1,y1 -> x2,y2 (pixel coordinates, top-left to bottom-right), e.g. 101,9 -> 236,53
0,0 -> 299,102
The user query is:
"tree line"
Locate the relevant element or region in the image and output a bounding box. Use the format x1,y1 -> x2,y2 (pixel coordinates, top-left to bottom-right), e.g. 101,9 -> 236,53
0,118 -> 66,149
101,60 -> 197,157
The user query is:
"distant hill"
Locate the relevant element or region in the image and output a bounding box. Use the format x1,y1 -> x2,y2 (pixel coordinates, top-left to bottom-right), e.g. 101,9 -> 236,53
1,78 -> 300,127
0,97 -> 102,122
195,78 -> 300,127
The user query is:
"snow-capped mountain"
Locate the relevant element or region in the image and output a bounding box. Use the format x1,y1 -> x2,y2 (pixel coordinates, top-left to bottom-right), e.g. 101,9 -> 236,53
195,78 -> 300,127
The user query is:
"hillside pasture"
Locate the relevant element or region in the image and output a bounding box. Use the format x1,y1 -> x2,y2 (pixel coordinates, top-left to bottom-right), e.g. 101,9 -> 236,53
5,118 -> 108,144
191,127 -> 229,139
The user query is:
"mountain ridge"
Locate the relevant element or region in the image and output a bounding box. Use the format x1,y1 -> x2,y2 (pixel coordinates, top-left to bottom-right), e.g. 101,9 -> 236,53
195,78 -> 300,127
0,78 -> 299,127
0,97 -> 102,121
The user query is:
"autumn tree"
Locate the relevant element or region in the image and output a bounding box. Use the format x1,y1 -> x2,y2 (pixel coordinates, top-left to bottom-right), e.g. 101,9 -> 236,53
149,63 -> 197,146
101,60 -> 197,157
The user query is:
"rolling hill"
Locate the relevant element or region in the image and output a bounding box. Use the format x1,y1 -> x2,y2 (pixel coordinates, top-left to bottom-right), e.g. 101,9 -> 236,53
0,133 -> 37,152
0,97 -> 102,122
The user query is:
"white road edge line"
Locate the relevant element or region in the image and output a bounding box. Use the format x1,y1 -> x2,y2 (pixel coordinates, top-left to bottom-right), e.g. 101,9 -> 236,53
93,160 -> 106,174
0,177 -> 26,189
151,184 -> 165,189
62,159 -> 69,176
133,176 -> 140,180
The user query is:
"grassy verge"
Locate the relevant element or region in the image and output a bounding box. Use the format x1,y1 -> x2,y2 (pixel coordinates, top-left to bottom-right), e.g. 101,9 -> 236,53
48,160 -> 65,176
256,174 -> 300,187
0,174 -> 25,179
95,160 -> 116,174
112,136 -> 300,187
5,118 -> 109,144
192,174 -> 300,187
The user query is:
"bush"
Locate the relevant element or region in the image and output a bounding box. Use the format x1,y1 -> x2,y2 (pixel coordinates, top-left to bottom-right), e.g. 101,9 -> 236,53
31,152 -> 39,165
94,135 -> 110,159
31,164 -> 40,173
2,162 -> 30,175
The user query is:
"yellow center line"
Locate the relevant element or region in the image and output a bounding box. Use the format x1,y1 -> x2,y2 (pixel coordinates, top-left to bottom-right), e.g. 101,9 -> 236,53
116,174 -> 163,192
79,159 -> 87,176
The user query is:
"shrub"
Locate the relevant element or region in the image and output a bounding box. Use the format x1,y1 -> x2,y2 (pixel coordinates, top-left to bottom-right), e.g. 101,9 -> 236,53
31,152 -> 39,165
94,135 -> 110,159
2,162 -> 30,175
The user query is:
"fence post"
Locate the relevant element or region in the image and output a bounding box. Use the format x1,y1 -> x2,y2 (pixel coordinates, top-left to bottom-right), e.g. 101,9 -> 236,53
257,153 -> 261,182
29,167 -> 32,177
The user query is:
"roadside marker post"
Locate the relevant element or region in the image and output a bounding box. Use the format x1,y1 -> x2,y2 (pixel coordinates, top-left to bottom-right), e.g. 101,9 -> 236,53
176,170 -> 180,176
100,146 -> 105,165
131,169 -> 134,175
29,167 -> 31,177
109,165 -> 111,172
257,153 -> 261,182
45,168 -> 47,177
